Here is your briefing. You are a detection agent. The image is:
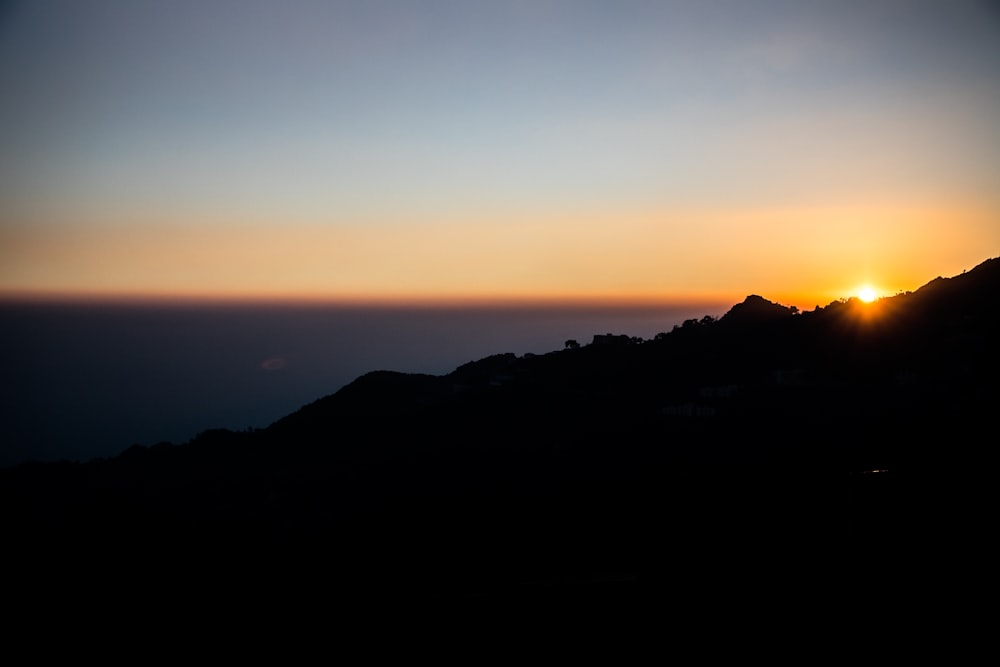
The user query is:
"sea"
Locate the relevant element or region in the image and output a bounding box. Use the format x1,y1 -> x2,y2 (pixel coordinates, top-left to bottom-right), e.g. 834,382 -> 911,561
0,299 -> 729,468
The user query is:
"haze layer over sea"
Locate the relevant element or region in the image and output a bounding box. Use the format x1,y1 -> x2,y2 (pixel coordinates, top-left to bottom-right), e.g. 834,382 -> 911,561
1,299 -> 729,468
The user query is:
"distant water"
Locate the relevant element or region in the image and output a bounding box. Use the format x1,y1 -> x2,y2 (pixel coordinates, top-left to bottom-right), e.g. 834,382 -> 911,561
0,300 -> 728,467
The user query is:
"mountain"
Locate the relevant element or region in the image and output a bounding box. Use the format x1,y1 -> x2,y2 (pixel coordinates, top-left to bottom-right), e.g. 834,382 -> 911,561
3,258 -> 996,619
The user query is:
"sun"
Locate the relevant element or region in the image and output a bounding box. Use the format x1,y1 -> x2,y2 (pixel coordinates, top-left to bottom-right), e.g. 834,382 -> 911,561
858,286 -> 877,303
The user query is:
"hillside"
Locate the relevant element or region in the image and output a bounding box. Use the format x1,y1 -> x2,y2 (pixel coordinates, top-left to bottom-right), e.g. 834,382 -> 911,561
3,257 -> 996,615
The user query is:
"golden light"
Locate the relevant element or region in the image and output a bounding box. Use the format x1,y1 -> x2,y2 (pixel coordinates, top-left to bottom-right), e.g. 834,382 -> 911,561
858,286 -> 877,303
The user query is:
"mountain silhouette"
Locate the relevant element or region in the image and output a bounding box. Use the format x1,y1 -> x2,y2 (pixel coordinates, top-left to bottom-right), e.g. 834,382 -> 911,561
718,293 -> 796,325
3,257 -> 996,619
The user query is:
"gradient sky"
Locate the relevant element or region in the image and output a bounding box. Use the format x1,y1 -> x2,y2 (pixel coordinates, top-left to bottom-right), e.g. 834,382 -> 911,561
2,0 -> 998,308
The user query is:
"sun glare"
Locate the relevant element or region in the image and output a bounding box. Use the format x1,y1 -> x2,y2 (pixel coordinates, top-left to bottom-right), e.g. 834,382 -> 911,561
858,286 -> 877,303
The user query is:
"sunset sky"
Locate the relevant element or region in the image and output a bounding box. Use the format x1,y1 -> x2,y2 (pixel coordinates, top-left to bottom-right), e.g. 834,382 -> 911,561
2,0 -> 998,309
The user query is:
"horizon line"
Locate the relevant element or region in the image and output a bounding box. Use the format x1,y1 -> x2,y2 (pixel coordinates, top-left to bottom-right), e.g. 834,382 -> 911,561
0,287 -> 829,311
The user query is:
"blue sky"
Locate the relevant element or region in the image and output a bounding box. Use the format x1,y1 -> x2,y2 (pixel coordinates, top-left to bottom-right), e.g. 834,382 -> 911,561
2,0 -> 998,305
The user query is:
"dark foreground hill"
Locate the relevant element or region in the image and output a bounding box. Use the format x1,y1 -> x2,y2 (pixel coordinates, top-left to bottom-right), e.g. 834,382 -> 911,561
3,258 -> 997,622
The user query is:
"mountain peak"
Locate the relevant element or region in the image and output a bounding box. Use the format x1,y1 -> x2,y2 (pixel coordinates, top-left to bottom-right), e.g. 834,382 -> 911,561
719,294 -> 795,325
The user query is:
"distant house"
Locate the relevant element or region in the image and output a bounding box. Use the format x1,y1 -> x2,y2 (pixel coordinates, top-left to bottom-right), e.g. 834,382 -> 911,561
699,384 -> 739,399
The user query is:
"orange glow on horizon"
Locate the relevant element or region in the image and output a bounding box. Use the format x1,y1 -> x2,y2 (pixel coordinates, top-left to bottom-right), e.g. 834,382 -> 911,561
0,285 -> 739,312
2,201 -> 996,312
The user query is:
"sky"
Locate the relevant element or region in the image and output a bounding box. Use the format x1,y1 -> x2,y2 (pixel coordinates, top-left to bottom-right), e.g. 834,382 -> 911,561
2,0 -> 998,309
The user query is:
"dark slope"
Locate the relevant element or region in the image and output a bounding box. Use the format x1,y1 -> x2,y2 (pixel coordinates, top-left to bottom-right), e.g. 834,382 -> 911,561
3,257 -> 997,616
